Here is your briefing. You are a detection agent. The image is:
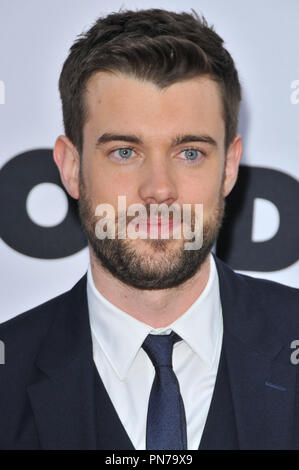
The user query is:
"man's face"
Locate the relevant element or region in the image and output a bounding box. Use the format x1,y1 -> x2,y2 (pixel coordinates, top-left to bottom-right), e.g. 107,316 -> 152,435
75,72 -> 240,290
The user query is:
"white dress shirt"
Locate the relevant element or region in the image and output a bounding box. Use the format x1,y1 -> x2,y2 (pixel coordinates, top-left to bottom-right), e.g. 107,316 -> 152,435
87,253 -> 223,450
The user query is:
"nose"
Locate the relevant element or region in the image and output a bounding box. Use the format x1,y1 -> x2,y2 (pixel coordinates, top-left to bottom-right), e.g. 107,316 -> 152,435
138,157 -> 179,206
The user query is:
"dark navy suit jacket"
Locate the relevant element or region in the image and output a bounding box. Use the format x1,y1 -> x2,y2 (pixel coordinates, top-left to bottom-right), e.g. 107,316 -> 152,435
0,255 -> 299,450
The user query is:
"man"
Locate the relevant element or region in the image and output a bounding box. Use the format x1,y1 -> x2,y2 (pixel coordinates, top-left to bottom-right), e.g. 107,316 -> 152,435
0,8 -> 299,450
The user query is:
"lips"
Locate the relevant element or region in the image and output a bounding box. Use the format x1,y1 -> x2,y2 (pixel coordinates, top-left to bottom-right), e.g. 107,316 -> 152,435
147,217 -> 174,227
136,217 -> 181,237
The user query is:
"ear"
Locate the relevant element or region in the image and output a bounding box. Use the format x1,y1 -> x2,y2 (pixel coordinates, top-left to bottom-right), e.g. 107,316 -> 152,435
222,134 -> 242,197
53,135 -> 80,199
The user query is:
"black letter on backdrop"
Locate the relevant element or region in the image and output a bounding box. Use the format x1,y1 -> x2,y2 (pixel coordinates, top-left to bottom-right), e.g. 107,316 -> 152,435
0,149 -> 86,259
217,165 -> 299,271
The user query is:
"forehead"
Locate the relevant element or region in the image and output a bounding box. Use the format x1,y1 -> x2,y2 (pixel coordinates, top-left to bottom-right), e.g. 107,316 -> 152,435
83,71 -> 225,145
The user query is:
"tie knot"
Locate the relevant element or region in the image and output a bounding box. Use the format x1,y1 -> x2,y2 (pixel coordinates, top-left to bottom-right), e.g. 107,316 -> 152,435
142,330 -> 182,368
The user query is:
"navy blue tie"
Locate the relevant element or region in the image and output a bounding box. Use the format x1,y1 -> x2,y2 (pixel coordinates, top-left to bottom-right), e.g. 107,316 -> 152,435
142,331 -> 187,450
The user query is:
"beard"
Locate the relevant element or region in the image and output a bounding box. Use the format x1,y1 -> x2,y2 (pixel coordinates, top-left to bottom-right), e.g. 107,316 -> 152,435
78,172 -> 225,290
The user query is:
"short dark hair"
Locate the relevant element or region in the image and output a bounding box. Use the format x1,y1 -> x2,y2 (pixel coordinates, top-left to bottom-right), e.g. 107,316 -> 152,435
59,8 -> 242,156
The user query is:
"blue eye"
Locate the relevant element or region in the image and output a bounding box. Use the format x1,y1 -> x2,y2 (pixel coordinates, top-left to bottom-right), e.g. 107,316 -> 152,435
184,149 -> 199,160
117,148 -> 133,159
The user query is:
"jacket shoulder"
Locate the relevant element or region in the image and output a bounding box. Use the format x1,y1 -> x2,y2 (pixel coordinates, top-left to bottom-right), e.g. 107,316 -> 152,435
214,255 -> 299,342
0,274 -> 87,360
235,267 -> 299,306
215,254 -> 299,301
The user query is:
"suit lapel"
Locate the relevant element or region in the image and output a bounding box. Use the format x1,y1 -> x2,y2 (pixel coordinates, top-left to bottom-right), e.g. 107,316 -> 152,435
27,274 -> 97,449
214,255 -> 297,449
27,343 -> 98,449
26,274 -> 133,450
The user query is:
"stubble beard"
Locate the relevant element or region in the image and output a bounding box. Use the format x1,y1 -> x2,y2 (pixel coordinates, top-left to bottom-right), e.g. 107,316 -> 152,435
78,173 -> 225,290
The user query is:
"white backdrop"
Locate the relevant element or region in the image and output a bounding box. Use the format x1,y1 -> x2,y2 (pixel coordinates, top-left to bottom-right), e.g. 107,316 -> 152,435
0,0 -> 298,322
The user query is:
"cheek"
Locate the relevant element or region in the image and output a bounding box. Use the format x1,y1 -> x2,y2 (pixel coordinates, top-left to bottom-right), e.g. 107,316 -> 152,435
85,160 -> 134,206
180,172 -> 223,226
181,174 -> 221,206
180,152 -> 224,200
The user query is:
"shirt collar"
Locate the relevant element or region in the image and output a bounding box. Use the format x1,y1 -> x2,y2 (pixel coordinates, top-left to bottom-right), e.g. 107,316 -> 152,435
87,253 -> 222,380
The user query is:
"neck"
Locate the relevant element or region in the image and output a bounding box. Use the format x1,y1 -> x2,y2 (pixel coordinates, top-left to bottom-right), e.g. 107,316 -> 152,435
89,249 -> 211,328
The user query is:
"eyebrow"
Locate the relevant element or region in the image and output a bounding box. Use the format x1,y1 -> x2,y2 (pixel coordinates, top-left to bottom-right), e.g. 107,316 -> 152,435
95,132 -> 218,148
